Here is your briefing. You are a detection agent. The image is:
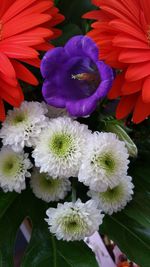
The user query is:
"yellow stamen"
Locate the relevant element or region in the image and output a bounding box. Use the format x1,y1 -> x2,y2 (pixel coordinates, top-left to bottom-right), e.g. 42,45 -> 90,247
72,73 -> 97,82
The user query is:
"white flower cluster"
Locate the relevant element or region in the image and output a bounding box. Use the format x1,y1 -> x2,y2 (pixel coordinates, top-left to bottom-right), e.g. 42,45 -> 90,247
78,132 -> 134,215
0,101 -> 135,241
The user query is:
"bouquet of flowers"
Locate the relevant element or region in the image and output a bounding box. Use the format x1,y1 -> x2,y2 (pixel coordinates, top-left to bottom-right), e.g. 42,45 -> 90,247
0,1 -> 149,267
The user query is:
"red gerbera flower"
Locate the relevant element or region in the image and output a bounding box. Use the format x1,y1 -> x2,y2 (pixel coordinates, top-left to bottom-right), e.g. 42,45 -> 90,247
0,0 -> 64,121
84,0 -> 150,123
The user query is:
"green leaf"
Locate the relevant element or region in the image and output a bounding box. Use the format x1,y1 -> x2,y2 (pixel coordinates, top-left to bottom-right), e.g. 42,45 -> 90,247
52,24 -> 82,46
100,150 -> 150,267
103,119 -> 137,157
0,191 -> 17,219
0,192 -> 28,267
101,213 -> 150,267
0,189 -> 98,267
57,0 -> 95,26
56,240 -> 98,267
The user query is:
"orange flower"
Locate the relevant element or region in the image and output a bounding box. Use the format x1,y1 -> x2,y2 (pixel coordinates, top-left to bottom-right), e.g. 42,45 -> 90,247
84,0 -> 150,123
0,0 -> 64,121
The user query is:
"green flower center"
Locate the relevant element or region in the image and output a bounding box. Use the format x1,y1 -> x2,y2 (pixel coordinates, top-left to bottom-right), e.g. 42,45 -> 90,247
100,184 -> 124,202
12,112 -> 27,124
39,174 -> 61,192
2,155 -> 21,177
61,213 -> 88,234
96,153 -> 116,173
66,220 -> 78,231
50,133 -> 74,158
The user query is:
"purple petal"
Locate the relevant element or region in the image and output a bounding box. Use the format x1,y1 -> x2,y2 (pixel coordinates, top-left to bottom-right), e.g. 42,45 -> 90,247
66,95 -> 98,117
95,80 -> 113,98
41,47 -> 68,78
96,61 -> 114,81
64,35 -> 99,62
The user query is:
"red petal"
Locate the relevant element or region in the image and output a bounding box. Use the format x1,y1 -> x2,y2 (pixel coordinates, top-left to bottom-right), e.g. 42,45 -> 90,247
0,98 -> 5,121
11,60 -> 38,85
116,93 -> 138,119
82,10 -> 102,20
9,1 -> 53,20
139,0 -> 150,25
113,34 -> 148,49
0,43 -> 39,58
133,94 -> 150,123
33,42 -> 53,51
92,0 -> 101,7
100,0 -> 139,21
121,80 -> 142,95
3,14 -> 51,39
110,19 -> 146,42
142,76 -> 150,103
0,80 -> 24,107
0,52 -> 16,78
119,49 -> 150,63
2,0 -> 37,23
125,61 -> 150,81
20,58 -> 40,68
100,5 -> 138,25
108,73 -> 124,99
0,0 -> 14,17
0,72 -> 17,87
4,35 -> 44,47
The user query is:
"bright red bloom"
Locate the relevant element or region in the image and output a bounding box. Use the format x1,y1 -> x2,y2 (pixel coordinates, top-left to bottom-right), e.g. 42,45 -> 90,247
0,0 -> 64,121
84,0 -> 150,123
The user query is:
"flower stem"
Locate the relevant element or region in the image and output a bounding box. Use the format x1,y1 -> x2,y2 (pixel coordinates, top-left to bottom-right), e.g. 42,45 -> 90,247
71,178 -> 76,203
51,235 -> 57,267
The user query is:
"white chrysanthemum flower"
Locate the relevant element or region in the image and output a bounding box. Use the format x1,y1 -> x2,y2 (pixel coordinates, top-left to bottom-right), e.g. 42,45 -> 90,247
0,147 -> 32,193
0,101 -> 48,152
45,199 -> 104,241
32,117 -> 90,178
30,168 -> 71,202
88,176 -> 134,215
78,132 -> 129,192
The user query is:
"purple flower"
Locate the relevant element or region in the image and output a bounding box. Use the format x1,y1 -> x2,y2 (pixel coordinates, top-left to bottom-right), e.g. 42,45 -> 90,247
41,35 -> 114,117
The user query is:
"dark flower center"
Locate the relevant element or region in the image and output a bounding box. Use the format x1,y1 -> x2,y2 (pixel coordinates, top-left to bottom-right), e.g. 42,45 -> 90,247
68,57 -> 101,99
72,72 -> 98,82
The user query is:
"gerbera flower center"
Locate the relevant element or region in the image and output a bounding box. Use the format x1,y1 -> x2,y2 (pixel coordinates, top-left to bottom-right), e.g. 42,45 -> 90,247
50,133 -> 74,158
